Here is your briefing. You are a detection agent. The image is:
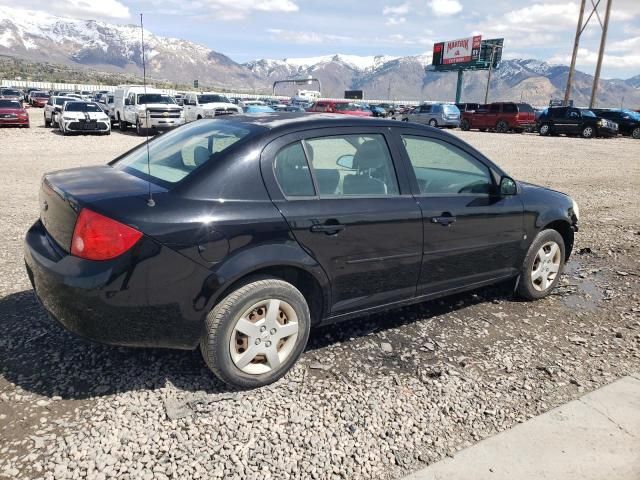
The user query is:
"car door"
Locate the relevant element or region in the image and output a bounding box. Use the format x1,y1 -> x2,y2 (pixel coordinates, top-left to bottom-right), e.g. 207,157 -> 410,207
124,93 -> 137,123
261,127 -> 423,316
392,129 -> 524,296
564,108 -> 582,134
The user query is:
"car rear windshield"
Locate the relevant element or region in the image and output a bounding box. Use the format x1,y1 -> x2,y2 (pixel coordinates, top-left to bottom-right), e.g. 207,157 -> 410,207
621,109 -> 640,120
443,104 -> 460,114
1,89 -> 21,96
0,100 -> 20,108
137,94 -> 176,105
54,97 -> 75,105
112,121 -> 252,186
65,102 -> 101,112
517,103 -> 534,112
198,95 -> 231,104
32,92 -> 49,98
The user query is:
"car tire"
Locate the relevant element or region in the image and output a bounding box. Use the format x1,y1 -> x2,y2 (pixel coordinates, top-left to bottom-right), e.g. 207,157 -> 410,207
517,229 -> 565,301
428,119 -> 438,127
632,127 -> 640,139
200,277 -> 311,389
479,128 -> 486,132
581,125 -> 594,139
136,118 -> 146,136
539,123 -> 551,136
496,120 -> 509,133
401,117 -> 408,122
460,119 -> 470,131
197,115 -> 203,120
44,115 -> 50,127
118,115 -> 127,131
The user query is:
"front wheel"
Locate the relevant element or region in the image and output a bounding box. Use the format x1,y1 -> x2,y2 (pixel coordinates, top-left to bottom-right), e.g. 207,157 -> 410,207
632,126 -> 640,139
118,115 -> 127,131
44,115 -> 50,127
200,277 -> 311,389
581,126 -> 594,138
136,118 -> 147,136
517,229 -> 565,300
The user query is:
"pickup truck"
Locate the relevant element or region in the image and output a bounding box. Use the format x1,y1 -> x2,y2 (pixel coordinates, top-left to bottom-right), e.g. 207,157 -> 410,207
183,92 -> 241,122
460,102 -> 536,133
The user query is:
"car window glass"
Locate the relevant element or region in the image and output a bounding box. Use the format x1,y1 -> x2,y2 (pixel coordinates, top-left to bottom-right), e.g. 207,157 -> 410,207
490,104 -> 500,113
503,104 -> 516,113
402,136 -> 493,195
273,142 -> 315,197
303,134 -> 399,196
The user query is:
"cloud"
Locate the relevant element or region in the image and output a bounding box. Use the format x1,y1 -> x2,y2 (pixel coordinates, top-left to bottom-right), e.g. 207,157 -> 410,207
609,36 -> 640,52
267,29 -> 352,44
386,16 -> 406,26
137,0 -> 298,20
428,0 -> 462,16
549,47 -> 640,69
0,0 -> 130,19
383,3 -> 410,16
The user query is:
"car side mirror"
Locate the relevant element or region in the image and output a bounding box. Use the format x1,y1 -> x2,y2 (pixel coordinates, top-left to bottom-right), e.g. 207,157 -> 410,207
500,176 -> 518,196
336,154 -> 355,170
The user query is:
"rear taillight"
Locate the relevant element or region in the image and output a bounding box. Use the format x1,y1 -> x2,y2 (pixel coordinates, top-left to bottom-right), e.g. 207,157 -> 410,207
71,209 -> 142,261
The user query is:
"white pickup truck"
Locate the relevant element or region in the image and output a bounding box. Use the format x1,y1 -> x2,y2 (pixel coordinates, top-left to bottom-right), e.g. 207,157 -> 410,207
113,86 -> 184,136
183,92 -> 241,122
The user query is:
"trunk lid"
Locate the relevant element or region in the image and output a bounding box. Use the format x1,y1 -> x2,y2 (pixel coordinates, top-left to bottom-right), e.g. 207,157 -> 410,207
39,166 -> 164,252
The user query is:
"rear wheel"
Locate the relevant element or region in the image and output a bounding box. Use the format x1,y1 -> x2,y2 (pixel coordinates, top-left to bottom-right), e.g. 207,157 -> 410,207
517,229 -> 565,300
460,119 -> 470,131
118,114 -> 127,131
496,120 -> 509,133
581,125 -> 594,138
632,127 -> 640,139
200,277 -> 311,389
44,114 -> 50,127
428,118 -> 438,127
539,123 -> 551,136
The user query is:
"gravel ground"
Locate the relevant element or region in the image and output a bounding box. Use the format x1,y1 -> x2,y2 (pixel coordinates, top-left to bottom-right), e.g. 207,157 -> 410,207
0,114 -> 639,480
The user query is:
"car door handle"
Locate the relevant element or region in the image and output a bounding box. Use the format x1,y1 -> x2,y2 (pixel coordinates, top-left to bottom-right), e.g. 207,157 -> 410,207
431,215 -> 457,226
310,224 -> 346,234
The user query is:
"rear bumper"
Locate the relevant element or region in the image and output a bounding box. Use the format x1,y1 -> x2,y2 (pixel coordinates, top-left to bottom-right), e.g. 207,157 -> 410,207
24,220 -> 207,349
440,118 -> 461,127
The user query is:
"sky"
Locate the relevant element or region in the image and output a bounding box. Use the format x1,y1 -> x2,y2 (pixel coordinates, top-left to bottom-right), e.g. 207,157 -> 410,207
4,0 -> 640,78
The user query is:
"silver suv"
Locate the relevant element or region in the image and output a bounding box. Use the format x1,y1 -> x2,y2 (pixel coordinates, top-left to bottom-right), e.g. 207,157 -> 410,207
402,103 -> 461,128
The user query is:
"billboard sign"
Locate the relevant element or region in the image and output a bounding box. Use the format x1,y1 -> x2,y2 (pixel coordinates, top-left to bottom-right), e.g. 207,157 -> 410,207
432,35 -> 482,67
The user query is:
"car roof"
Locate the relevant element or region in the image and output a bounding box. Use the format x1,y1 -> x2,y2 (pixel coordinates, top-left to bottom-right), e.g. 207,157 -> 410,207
216,112 -> 424,133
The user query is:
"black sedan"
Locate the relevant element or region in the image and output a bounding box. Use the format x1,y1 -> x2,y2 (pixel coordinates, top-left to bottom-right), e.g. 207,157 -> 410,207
25,114 -> 579,388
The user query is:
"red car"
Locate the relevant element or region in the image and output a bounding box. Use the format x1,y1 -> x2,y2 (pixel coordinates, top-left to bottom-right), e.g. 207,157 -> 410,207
460,102 -> 536,133
30,91 -> 50,108
307,100 -> 372,117
0,99 -> 29,127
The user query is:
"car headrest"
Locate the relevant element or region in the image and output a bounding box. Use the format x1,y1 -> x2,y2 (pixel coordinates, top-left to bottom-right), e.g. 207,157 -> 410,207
353,140 -> 386,171
193,146 -> 210,167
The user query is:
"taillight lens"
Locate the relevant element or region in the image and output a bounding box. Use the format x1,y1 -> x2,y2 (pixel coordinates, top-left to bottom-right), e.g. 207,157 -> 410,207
71,209 -> 142,261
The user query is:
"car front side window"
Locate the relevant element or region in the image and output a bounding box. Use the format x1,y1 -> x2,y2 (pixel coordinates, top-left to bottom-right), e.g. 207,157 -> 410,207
402,135 -> 493,195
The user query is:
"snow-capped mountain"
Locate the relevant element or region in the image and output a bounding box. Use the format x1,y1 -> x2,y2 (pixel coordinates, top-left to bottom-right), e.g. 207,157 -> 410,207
0,7 -> 263,88
1,7 -> 639,106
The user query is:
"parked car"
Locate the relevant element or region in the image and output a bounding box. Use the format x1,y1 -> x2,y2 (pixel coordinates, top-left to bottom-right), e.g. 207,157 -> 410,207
308,101 -> 372,117
592,109 -> 640,139
0,99 -> 29,127
44,96 -> 77,127
113,86 -> 184,135
0,88 -> 24,105
24,114 -> 579,389
368,104 -> 388,117
461,102 -> 536,133
97,93 -> 115,121
183,92 -> 241,122
537,107 -> 618,138
244,104 -> 277,113
402,103 -> 460,128
29,91 -> 50,108
58,101 -> 111,135
456,103 -> 481,113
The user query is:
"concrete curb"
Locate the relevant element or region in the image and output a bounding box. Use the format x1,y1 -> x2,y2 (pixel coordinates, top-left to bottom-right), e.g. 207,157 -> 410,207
402,375 -> 640,480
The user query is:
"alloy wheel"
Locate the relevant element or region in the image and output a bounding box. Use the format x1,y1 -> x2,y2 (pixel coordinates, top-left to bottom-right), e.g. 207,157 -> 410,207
582,126 -> 594,138
496,120 -> 508,133
229,298 -> 299,375
530,241 -> 561,292
539,124 -> 550,135
632,127 -> 640,139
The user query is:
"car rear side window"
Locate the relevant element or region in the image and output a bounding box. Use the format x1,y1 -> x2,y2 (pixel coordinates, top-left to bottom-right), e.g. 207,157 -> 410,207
274,142 -> 315,197
303,134 -> 399,197
402,136 -> 493,195
503,104 -> 517,113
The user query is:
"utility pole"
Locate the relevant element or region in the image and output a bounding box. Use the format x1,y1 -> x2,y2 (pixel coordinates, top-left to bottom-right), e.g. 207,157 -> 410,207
483,44 -> 502,104
590,0 -> 612,109
564,0 -> 586,106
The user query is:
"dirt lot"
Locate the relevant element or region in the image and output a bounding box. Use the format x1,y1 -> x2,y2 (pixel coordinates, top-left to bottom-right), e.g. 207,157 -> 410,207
0,113 -> 639,480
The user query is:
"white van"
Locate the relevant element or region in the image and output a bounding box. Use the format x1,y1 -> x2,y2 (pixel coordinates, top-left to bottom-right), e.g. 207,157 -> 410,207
113,85 -> 184,136
183,92 -> 241,122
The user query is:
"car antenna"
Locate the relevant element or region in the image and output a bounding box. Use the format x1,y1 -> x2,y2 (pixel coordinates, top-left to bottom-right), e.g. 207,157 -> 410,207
140,13 -> 155,207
